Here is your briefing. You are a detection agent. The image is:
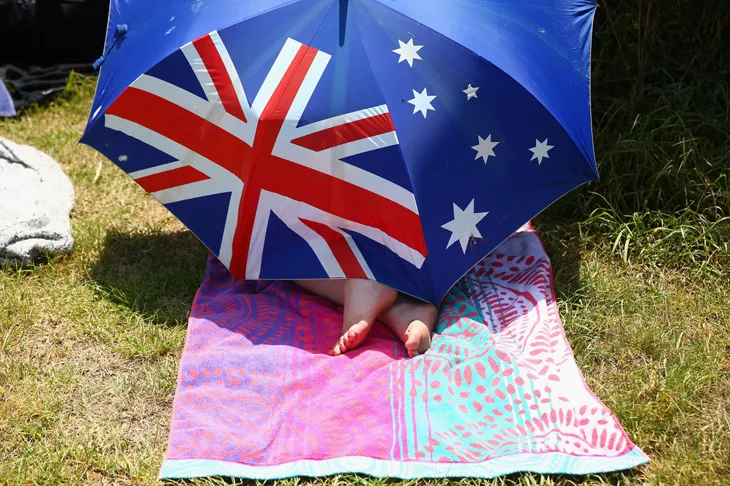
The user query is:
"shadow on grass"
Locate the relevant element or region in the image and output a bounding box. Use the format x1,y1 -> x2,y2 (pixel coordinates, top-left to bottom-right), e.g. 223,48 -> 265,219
90,229 -> 209,326
532,219 -> 586,305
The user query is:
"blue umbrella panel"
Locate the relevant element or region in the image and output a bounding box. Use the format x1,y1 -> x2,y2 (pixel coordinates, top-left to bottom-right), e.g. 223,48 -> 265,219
82,0 -> 598,305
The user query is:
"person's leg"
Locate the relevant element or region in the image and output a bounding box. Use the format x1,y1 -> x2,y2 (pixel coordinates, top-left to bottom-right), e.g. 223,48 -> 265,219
335,279 -> 398,355
379,294 -> 438,358
294,279 -> 397,356
293,280 -> 438,357
294,279 -> 345,306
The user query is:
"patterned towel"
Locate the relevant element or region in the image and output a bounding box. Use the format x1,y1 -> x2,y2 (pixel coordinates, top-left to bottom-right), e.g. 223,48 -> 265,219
161,225 -> 648,480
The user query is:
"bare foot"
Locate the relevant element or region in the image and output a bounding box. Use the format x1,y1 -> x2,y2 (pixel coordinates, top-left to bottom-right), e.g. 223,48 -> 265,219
404,320 -> 433,357
381,296 -> 438,357
330,319 -> 370,356
331,279 -> 397,356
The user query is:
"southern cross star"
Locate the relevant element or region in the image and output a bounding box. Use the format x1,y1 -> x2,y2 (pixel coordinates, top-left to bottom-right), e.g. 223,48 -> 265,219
529,138 -> 554,165
393,38 -> 423,67
442,199 -> 489,253
408,88 -> 437,118
463,84 -> 479,100
472,134 -> 499,163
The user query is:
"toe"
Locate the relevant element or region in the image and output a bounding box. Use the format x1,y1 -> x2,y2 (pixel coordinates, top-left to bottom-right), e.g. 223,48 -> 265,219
404,319 -> 432,357
344,329 -> 358,347
405,331 -> 421,356
405,332 -> 420,350
418,334 -> 432,355
338,335 -> 350,353
332,320 -> 373,356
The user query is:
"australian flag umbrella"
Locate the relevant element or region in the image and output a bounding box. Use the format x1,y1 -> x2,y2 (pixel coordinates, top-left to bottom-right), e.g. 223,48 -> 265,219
81,0 -> 599,305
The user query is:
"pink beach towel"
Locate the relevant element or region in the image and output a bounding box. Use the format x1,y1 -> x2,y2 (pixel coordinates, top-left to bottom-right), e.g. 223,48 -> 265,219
160,224 -> 648,480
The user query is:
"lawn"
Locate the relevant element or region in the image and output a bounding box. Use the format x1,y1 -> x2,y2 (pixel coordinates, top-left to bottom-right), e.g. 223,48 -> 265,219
1,1 -> 729,485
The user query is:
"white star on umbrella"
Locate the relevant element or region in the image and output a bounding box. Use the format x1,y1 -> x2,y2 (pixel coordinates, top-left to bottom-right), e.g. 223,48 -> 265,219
408,88 -> 437,118
442,199 -> 489,253
529,138 -> 554,165
392,38 -> 423,67
472,134 -> 499,163
463,84 -> 479,100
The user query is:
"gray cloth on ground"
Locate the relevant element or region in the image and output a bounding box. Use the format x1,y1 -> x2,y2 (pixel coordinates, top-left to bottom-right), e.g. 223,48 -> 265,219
0,136 -> 74,263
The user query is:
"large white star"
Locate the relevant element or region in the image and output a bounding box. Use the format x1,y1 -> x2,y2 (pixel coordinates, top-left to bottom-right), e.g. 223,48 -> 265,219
472,134 -> 499,163
408,88 -> 437,118
529,138 -> 554,165
463,84 -> 479,100
392,38 -> 423,67
442,199 -> 489,253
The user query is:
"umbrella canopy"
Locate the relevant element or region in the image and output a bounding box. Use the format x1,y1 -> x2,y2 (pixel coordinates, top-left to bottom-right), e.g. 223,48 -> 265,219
81,0 -> 598,305
0,80 -> 14,117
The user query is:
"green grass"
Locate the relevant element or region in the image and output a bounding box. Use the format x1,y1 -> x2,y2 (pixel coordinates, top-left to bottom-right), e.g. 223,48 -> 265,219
1,0 -> 729,484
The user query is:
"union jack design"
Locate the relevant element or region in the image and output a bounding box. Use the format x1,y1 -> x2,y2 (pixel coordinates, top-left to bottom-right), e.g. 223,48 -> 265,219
105,31 -> 428,280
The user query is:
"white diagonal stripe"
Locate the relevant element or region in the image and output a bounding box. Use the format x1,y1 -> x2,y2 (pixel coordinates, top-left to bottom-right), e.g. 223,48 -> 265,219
130,74 -> 253,145
288,104 -> 391,140
209,30 -> 256,128
129,161 -> 184,179
342,232 -> 375,280
181,42 -> 220,105
279,50 -> 331,139
218,182 -> 243,268
153,179 -> 228,204
251,38 -> 302,116
245,191 -> 273,279
283,218 -> 346,278
132,74 -> 212,119
105,115 -> 233,182
314,132 -> 400,160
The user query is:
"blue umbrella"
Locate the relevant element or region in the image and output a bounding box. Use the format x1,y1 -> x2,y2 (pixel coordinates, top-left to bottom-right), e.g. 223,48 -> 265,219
82,0 -> 598,305
0,80 -> 15,117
